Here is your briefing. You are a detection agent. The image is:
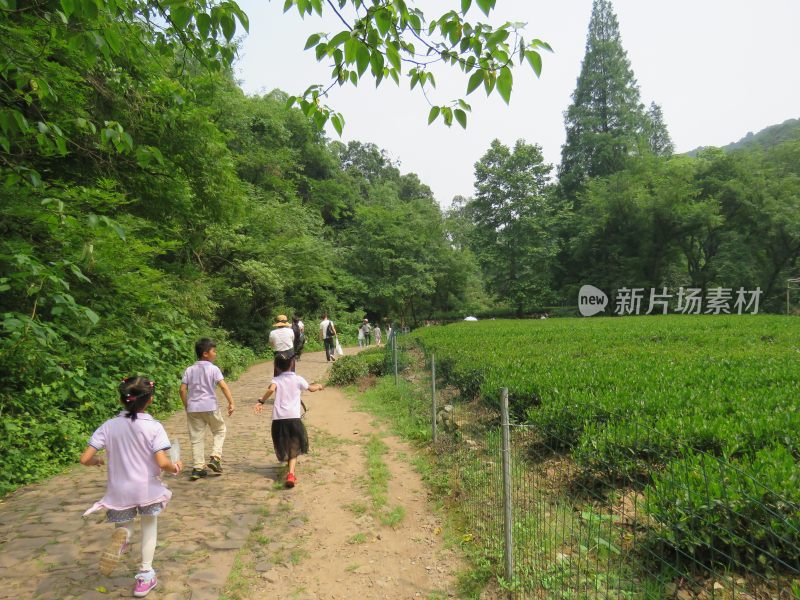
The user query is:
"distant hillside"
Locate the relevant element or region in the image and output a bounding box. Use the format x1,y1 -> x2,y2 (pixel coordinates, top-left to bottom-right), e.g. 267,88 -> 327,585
685,118 -> 800,156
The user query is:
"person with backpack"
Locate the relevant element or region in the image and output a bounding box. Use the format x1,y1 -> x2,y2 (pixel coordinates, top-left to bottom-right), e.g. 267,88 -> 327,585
319,313 -> 337,362
291,316 -> 305,361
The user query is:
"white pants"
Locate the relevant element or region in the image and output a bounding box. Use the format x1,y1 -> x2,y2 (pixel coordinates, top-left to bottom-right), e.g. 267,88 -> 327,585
186,409 -> 226,469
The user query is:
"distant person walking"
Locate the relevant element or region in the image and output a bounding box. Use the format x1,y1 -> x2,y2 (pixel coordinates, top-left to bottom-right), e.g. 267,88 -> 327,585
362,319 -> 372,346
357,322 -> 365,348
269,314 -> 296,374
180,339 -> 235,481
291,316 -> 306,362
80,376 -> 182,598
319,313 -> 337,362
374,325 -> 382,346
254,355 -> 324,488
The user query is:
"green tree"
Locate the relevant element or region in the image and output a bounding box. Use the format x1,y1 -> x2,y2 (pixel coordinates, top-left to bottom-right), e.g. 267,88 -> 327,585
559,0 -> 649,197
466,139 -> 557,314
645,102 -> 674,156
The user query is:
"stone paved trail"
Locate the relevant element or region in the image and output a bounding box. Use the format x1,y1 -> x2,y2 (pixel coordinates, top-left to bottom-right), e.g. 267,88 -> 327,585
0,349 -> 461,599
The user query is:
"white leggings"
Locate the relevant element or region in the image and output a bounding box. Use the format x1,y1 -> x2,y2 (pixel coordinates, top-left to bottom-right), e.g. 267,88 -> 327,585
116,515 -> 158,573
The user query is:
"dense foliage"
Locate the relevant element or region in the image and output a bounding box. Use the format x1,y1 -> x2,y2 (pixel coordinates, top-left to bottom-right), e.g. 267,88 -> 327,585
412,316 -> 800,567
0,0 -> 491,495
326,346 -> 387,386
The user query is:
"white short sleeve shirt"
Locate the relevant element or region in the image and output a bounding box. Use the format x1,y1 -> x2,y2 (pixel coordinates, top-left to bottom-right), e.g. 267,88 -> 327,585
271,372 -> 309,420
181,360 -> 224,412
84,413 -> 173,514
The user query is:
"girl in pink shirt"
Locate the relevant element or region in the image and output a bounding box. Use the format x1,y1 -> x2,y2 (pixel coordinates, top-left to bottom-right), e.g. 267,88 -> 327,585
253,356 -> 323,488
80,376 -> 182,598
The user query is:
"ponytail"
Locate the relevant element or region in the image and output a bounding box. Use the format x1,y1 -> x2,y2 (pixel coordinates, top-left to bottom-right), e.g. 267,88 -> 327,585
119,376 -> 155,420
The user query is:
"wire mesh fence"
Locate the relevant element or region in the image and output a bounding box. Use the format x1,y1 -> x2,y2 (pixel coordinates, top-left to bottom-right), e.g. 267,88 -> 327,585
446,402 -> 799,599
385,334 -> 800,599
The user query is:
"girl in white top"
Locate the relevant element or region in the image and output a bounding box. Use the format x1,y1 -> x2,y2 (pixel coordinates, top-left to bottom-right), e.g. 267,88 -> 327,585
253,356 -> 323,488
80,376 -> 182,598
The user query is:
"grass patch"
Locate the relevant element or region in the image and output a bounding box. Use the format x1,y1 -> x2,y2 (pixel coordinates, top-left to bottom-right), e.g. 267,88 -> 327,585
348,532 -> 367,545
363,434 -> 406,528
378,505 -> 405,528
343,501 -> 368,516
220,511 -> 270,600
308,427 -> 351,452
354,377 -> 431,443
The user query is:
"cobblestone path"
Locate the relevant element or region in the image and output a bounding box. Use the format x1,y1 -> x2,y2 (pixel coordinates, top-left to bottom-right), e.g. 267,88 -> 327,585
0,348 -> 460,599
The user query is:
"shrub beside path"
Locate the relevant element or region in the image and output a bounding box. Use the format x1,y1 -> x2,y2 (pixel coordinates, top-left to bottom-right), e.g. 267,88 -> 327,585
0,349 -> 461,599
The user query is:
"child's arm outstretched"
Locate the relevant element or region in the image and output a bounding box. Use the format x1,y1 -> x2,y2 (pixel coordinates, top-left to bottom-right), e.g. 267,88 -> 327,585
219,380 -> 235,416
253,383 -> 277,414
308,383 -> 324,392
155,450 -> 182,475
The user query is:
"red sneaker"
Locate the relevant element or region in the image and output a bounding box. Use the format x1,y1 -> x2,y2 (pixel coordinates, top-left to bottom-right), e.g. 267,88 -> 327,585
285,472 -> 297,488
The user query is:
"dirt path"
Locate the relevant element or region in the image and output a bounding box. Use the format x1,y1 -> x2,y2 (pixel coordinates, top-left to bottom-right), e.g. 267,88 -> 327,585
0,349 -> 461,599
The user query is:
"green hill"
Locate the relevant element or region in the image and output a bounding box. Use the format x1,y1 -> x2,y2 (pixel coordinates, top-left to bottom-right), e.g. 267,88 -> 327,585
686,117 -> 800,156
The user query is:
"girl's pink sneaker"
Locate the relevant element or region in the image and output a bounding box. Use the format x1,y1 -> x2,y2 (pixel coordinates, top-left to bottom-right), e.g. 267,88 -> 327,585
133,570 -> 157,597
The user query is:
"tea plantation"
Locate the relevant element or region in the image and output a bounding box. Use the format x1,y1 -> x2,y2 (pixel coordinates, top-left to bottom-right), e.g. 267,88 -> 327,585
411,315 -> 800,569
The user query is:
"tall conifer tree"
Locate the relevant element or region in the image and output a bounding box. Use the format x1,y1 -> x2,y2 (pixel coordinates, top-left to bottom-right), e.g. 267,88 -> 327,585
645,102 -> 675,156
559,0 -> 648,197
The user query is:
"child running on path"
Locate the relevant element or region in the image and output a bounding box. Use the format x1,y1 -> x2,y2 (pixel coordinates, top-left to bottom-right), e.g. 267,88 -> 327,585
80,376 -> 182,598
253,355 -> 323,488
180,338 -> 235,480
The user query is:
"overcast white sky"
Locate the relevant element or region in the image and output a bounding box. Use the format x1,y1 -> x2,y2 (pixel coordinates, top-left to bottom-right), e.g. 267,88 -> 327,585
234,0 -> 800,207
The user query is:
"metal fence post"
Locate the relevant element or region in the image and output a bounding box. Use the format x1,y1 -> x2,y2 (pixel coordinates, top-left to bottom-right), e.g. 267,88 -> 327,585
431,353 -> 437,443
500,388 -> 514,585
393,331 -> 398,385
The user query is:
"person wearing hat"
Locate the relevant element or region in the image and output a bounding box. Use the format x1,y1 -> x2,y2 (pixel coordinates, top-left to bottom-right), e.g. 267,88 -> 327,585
269,315 -> 296,375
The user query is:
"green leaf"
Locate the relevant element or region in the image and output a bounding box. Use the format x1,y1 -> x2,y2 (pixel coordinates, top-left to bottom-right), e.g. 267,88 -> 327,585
454,108 -> 467,129
59,0 -> 75,18
329,30 -> 350,48
356,44 -> 370,76
330,113 -> 344,136
170,6 -> 193,30
196,13 -> 211,37
375,9 -> 391,36
220,14 -> 236,41
466,70 -> 483,95
313,110 -> 327,130
460,0 -> 471,14
442,107 -> 453,127
525,50 -> 542,77
369,50 -> 384,76
496,66 -> 512,103
344,37 -> 357,64
427,106 -> 440,125
475,0 -> 492,16
232,4 -> 249,32
385,42 -> 401,71
304,33 -> 321,50
83,308 -> 100,326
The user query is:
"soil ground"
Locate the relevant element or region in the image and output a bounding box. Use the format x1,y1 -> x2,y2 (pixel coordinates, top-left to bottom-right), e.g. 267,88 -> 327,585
0,348 -> 462,599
